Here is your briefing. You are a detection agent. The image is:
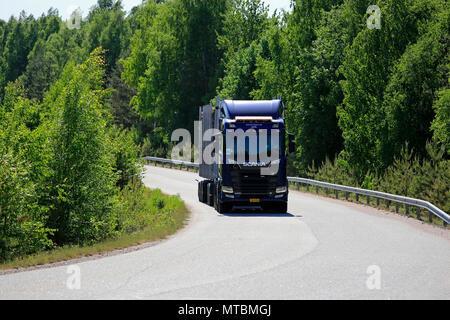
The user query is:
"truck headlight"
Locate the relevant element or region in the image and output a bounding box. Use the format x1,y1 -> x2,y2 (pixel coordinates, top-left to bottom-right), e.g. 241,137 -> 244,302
276,186 -> 287,194
222,186 -> 234,194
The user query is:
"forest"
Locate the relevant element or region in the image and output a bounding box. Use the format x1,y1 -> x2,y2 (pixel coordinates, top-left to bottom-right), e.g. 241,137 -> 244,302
0,0 -> 448,261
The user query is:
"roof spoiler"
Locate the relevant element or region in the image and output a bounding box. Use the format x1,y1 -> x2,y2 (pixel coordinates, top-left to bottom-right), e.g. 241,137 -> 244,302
214,96 -> 285,120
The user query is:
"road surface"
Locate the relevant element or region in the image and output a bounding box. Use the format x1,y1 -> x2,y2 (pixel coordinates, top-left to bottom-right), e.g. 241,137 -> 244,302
1,165 -> 449,299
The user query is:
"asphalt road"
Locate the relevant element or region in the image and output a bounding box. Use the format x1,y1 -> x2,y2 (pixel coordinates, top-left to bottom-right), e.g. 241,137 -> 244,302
1,165 -> 449,299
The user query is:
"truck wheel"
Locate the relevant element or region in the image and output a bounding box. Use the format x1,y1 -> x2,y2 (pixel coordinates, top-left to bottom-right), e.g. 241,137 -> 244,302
207,182 -> 214,207
277,202 -> 288,214
215,196 -> 229,214
198,181 -> 208,203
213,183 -> 228,214
198,181 -> 203,202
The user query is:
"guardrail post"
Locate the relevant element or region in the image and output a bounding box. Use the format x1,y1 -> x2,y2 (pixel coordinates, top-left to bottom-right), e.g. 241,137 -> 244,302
386,200 -> 390,209
345,192 -> 349,201
316,186 -> 319,194
405,204 -> 409,216
376,198 -> 380,206
326,188 -> 329,196
367,196 -> 370,205
306,184 -> 310,192
335,190 -> 339,199
416,207 -> 421,221
395,203 -> 399,213
428,212 -> 433,223
356,194 -> 359,202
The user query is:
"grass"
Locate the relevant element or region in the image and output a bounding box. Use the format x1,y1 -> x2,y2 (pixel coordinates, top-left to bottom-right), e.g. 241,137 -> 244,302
0,187 -> 189,271
289,181 -> 448,228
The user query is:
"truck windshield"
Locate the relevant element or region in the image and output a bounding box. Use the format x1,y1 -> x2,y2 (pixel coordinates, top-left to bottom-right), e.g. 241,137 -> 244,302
225,130 -> 283,163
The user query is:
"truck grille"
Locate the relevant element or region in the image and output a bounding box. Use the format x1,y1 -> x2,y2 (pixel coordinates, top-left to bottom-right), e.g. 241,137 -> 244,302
230,167 -> 277,198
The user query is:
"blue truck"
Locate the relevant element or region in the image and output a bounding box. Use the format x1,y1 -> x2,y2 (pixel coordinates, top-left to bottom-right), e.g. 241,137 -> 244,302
197,98 -> 295,213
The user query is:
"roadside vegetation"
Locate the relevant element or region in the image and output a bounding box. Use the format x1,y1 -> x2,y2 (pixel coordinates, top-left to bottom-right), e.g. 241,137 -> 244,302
1,187 -> 188,270
0,49 -> 189,267
306,143 -> 449,218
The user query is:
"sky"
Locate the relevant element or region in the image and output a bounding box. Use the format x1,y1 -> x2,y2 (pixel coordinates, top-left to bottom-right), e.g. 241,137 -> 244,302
0,0 -> 292,21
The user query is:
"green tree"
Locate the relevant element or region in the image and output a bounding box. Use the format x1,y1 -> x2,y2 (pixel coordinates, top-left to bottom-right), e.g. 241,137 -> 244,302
219,41 -> 264,99
44,49 -> 118,245
106,59 -> 143,130
3,16 -> 29,82
250,16 -> 292,101
110,127 -> 143,189
217,0 -> 270,99
382,3 -> 449,162
338,0 -> 426,179
84,0 -> 130,76
122,0 -> 181,146
218,0 -> 269,58
19,39 -> 59,101
0,82 -> 54,261
178,0 -> 227,121
123,0 -> 226,153
288,0 -> 342,50
431,80 -> 450,154
19,23 -> 85,101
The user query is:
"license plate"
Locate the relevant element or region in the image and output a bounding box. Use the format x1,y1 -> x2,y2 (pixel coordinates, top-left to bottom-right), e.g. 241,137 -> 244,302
250,198 -> 260,203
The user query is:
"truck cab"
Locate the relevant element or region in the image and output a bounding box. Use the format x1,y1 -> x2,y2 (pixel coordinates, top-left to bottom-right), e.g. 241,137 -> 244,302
198,98 -> 295,214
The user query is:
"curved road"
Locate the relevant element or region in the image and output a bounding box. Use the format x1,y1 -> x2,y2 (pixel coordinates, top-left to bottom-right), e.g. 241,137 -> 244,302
1,166 -> 449,299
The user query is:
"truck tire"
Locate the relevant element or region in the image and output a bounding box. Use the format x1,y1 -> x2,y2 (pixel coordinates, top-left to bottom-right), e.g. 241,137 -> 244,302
277,202 -> 288,214
214,189 -> 229,214
198,181 -> 207,203
198,181 -> 202,202
207,182 -> 214,207
216,201 -> 229,214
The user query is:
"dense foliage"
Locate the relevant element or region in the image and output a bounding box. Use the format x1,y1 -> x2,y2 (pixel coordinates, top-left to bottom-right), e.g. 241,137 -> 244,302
0,49 -> 144,261
0,0 -> 448,259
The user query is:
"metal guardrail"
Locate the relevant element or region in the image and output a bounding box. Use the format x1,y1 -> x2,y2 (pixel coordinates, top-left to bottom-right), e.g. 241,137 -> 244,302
144,156 -> 199,169
144,156 -> 449,226
289,177 -> 449,226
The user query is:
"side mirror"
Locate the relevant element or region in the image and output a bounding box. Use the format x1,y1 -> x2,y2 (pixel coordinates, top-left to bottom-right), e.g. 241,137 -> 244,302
288,133 -> 295,155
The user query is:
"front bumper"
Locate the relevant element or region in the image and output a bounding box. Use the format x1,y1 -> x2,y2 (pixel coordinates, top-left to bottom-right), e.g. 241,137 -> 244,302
221,192 -> 288,204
